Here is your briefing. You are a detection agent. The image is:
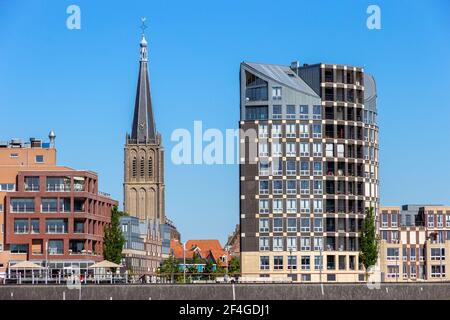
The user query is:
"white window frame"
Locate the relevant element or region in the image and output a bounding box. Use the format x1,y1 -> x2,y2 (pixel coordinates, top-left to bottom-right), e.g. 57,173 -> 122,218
313,199 -> 323,213
286,124 -> 296,138
300,199 -> 310,213
272,180 -> 283,195
259,237 -> 269,251
259,199 -> 269,213
273,236 -> 283,251
259,142 -> 268,157
300,143 -> 309,157
259,218 -> 269,232
258,124 -> 268,138
272,87 -> 282,100
272,124 -> 282,138
286,142 -> 296,157
272,142 -> 282,157
273,199 -> 283,214
313,143 -> 322,157
300,237 -> 310,251
299,124 -> 309,138
286,199 -> 297,213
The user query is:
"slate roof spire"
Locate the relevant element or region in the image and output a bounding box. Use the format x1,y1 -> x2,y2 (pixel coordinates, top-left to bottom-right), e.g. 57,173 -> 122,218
130,18 -> 156,144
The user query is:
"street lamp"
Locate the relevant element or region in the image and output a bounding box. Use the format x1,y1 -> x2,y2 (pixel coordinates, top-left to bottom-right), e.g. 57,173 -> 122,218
183,242 -> 186,284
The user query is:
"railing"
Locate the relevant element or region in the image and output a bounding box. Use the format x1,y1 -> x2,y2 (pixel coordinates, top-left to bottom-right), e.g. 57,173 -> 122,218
47,184 -> 70,192
46,225 -> 67,234
11,204 -> 35,213
24,185 -> 40,192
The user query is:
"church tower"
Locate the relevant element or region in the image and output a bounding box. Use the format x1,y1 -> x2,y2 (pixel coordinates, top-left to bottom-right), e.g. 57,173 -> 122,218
124,28 -> 165,224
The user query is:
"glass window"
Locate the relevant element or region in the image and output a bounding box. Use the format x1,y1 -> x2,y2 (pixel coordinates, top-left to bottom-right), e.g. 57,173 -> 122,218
287,180 -> 296,194
313,124 -> 322,138
259,200 -> 269,213
286,160 -> 296,175
35,155 -> 44,163
272,87 -> 282,100
273,237 -> 283,251
314,237 -> 323,251
260,256 -> 269,270
287,256 -> 297,270
286,105 -> 296,119
312,105 -> 321,119
24,177 -> 39,191
299,124 -> 309,138
314,218 -> 323,232
273,218 -> 283,232
300,143 -> 309,156
313,142 -> 322,157
300,218 -> 310,232
41,198 -> 58,213
273,256 -> 283,270
325,144 -> 334,157
313,161 -> 322,175
246,106 -> 268,120
287,218 -> 297,232
286,124 -> 296,138
301,256 -> 310,270
45,219 -> 68,234
300,161 -> 309,175
272,142 -> 282,156
273,199 -> 283,213
314,256 -> 323,270
48,240 -> 64,255
259,237 -> 269,251
259,180 -> 269,194
300,105 -> 309,119
300,237 -> 310,251
259,218 -> 269,232
31,219 -> 39,234
287,199 -> 297,213
10,198 -> 35,213
287,237 -> 297,251
286,142 -> 296,156
272,105 -> 282,119
273,180 -> 283,194
300,180 -> 309,194
300,199 -> 310,213
14,219 -> 28,234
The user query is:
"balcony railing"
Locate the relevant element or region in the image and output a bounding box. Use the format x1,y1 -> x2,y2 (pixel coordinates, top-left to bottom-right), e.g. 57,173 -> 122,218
46,184 -> 71,192
11,204 -> 35,213
46,225 -> 67,234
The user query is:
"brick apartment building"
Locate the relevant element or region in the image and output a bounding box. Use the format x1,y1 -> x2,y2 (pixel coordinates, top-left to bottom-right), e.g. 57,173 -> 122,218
0,134 -> 117,279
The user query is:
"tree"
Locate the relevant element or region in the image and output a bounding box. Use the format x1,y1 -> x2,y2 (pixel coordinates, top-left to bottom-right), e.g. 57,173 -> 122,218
359,207 -> 379,279
103,205 -> 126,265
228,256 -> 240,275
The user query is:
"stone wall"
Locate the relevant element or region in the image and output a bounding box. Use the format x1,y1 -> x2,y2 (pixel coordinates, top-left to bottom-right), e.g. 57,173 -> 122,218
0,283 -> 449,300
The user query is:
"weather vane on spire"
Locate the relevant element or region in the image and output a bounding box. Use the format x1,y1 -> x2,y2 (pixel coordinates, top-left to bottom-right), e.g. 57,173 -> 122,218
140,17 -> 148,34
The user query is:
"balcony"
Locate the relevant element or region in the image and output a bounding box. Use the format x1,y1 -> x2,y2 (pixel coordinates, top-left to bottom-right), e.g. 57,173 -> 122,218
10,199 -> 35,213
46,184 -> 71,192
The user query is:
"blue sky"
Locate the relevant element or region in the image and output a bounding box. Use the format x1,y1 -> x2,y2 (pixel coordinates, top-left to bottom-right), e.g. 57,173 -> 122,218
1,0 -> 449,244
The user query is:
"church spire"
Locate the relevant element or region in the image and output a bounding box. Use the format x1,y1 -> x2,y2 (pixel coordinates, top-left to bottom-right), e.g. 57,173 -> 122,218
130,18 -> 156,144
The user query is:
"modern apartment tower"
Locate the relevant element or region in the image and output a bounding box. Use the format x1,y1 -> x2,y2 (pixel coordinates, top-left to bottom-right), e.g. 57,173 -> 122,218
124,32 -> 165,224
239,61 -> 379,282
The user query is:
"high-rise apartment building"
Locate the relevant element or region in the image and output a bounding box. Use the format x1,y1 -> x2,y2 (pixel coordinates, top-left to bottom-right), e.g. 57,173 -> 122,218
379,205 -> 450,281
239,61 -> 379,282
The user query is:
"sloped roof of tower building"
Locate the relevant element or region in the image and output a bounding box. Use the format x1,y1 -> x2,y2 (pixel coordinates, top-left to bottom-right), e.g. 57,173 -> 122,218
243,61 -> 320,98
130,34 -> 157,143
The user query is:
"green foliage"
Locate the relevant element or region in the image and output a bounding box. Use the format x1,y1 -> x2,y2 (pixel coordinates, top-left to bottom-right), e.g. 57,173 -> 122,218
158,255 -> 179,275
103,205 -> 126,265
228,256 -> 240,274
359,207 -> 379,277
204,259 -> 214,274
